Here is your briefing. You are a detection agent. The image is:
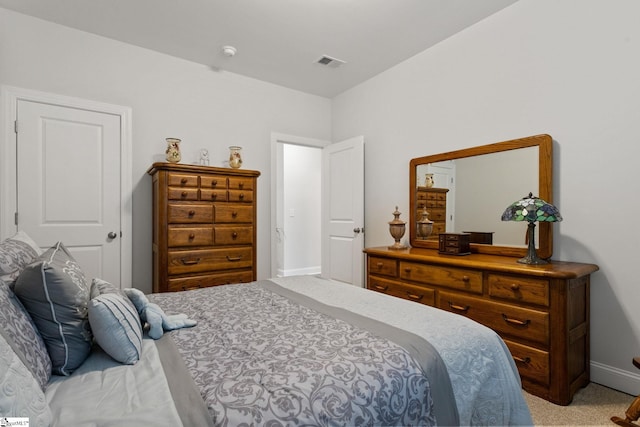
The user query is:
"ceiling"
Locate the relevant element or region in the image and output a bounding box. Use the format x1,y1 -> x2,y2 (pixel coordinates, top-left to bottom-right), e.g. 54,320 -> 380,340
0,0 -> 517,98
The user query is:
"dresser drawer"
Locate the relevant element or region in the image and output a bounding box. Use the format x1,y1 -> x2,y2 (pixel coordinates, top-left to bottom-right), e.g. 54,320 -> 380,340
200,189 -> 228,202
167,270 -> 254,291
168,226 -> 213,247
369,276 -> 435,306
167,247 -> 253,275
214,226 -> 253,245
168,187 -> 199,200
214,204 -> 254,223
167,173 -> 198,187
368,256 -> 397,278
488,274 -> 549,307
229,177 -> 254,190
228,189 -> 254,203
504,339 -> 550,386
200,175 -> 227,189
438,291 -> 549,346
400,262 -> 482,294
167,203 -> 213,223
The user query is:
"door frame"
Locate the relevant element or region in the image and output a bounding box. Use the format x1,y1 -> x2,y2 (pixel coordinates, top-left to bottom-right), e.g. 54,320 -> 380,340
0,85 -> 133,287
270,132 -> 329,278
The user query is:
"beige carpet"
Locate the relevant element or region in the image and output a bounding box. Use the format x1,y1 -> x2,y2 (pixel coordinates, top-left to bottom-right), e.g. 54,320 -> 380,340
524,382 -> 636,426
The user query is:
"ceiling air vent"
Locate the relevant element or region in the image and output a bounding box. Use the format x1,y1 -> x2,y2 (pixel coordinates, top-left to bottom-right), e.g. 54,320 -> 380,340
315,55 -> 346,68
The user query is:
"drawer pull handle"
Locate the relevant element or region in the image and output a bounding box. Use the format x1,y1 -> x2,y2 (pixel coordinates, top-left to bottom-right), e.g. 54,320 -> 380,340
212,180 -> 218,186
502,314 -> 530,326
448,302 -> 469,312
239,193 -> 245,200
181,191 -> 188,198
510,283 -> 521,291
513,356 -> 532,364
404,267 -> 412,273
227,255 -> 242,262
232,211 -> 238,217
462,275 -> 470,282
188,210 -> 195,216
406,292 -> 423,301
211,193 -> 217,200
232,232 -> 238,239
180,178 -> 188,184
373,284 -> 388,291
181,258 -> 201,265
376,262 -> 384,269
188,233 -> 195,240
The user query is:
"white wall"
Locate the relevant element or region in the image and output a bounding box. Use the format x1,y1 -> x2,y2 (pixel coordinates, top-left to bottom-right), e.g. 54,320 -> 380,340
0,8 -> 331,293
332,0 -> 640,394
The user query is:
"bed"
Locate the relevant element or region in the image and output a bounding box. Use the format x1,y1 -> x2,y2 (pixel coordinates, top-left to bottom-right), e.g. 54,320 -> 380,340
1,234 -> 532,426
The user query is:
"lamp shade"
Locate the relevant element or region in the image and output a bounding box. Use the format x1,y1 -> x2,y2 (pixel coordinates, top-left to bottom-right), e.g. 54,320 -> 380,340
501,192 -> 562,223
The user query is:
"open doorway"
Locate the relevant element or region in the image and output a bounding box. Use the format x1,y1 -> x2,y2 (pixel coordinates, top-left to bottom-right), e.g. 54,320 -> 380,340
270,133 -> 329,277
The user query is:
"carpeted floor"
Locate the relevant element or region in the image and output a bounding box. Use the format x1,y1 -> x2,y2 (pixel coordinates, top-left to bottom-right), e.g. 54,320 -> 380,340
524,382 -> 636,426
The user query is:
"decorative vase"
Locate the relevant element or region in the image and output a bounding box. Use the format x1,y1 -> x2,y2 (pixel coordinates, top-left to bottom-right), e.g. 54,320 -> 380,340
416,207 -> 434,240
424,173 -> 434,188
229,146 -> 243,169
388,206 -> 407,250
165,138 -> 181,163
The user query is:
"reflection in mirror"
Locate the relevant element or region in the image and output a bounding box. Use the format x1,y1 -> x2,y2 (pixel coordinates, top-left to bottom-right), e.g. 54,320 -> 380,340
409,134 -> 553,258
415,147 -> 538,247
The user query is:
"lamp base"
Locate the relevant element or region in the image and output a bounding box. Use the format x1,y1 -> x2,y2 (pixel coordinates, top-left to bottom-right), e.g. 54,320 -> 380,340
517,221 -> 549,265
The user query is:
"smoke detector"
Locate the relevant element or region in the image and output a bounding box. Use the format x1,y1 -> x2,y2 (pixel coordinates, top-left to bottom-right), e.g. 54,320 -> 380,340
315,55 -> 346,68
222,45 -> 237,57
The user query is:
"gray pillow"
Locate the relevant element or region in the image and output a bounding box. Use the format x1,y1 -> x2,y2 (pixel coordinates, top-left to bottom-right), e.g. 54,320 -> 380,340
88,278 -> 142,364
0,230 -> 42,286
0,332 -> 52,425
0,280 -> 51,390
14,242 -> 92,376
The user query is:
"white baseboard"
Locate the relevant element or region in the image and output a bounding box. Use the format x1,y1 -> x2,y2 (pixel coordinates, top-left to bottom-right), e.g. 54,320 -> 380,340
591,360 -> 640,395
277,266 -> 321,277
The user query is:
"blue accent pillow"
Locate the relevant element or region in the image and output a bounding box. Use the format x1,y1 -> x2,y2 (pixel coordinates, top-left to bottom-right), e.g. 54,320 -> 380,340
14,242 -> 92,376
0,280 -> 51,390
88,278 -> 142,364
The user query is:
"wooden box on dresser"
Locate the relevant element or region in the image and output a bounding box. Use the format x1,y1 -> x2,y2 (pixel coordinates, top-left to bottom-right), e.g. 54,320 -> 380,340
148,163 -> 260,293
364,246 -> 599,405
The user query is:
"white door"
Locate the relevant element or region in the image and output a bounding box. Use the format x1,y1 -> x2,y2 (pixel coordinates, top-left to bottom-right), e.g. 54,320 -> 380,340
14,97 -> 125,286
321,136 -> 365,286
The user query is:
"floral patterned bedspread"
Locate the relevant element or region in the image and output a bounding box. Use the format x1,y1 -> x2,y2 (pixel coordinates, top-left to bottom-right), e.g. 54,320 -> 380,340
150,280 -> 453,426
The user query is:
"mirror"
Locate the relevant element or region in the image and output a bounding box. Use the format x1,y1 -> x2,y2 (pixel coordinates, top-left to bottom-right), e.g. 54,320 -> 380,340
409,134 -> 553,258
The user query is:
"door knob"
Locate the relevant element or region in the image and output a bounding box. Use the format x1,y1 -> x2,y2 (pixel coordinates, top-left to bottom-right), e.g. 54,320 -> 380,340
353,227 -> 361,234
107,231 -> 118,239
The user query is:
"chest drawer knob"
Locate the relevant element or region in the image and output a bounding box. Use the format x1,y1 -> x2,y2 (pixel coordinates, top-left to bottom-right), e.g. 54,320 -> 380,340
375,262 -> 384,269
232,211 -> 238,217
448,302 -> 470,313
513,356 -> 532,365
462,275 -> 470,282
181,258 -> 201,265
502,313 -> 530,326
406,292 -> 423,301
239,193 -> 245,200
239,183 -> 244,189
188,210 -> 196,217
232,232 -> 238,239
188,233 -> 195,240
211,193 -> 218,200
211,180 -> 218,187
181,191 -> 188,198
180,178 -> 188,185
510,283 -> 521,291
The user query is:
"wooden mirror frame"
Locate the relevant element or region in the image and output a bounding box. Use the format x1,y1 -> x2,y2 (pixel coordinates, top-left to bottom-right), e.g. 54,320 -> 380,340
409,134 -> 553,258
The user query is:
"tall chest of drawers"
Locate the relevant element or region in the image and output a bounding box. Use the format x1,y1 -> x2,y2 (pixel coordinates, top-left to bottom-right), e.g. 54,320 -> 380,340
415,187 -> 448,240
148,163 -> 260,293
364,246 -> 599,405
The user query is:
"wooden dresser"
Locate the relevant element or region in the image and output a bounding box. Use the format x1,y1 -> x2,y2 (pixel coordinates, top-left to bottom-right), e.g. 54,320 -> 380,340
415,187 -> 448,240
364,246 -> 599,405
148,163 -> 260,293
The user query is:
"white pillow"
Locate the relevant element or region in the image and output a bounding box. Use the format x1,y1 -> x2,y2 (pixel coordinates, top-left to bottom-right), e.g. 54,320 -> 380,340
0,332 -> 52,425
